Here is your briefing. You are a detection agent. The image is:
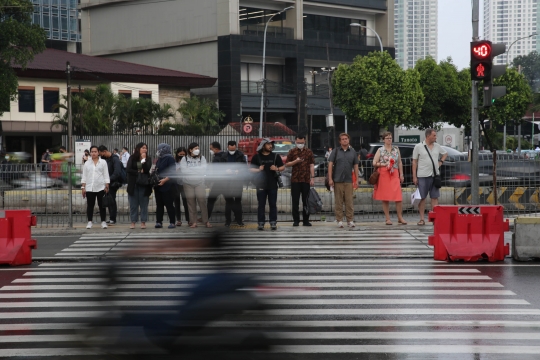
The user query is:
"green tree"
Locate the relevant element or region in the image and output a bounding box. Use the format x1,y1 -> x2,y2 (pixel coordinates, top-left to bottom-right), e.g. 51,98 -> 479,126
0,0 -> 47,115
51,84 -> 116,134
481,68 -> 533,127
511,51 -> 540,91
176,96 -> 224,135
332,51 -> 424,129
439,60 -> 472,130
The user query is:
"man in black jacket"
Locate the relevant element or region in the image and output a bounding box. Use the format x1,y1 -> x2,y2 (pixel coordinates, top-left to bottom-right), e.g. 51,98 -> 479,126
206,141 -> 226,222
214,141 -> 247,226
98,145 -> 123,225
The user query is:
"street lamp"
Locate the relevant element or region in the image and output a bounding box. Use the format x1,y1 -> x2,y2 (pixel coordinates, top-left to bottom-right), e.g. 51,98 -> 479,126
259,5 -> 294,138
350,23 -> 383,52
311,68 -> 337,148
506,33 -> 537,66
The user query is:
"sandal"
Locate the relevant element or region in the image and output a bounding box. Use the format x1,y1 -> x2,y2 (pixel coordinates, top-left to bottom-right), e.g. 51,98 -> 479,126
398,220 -> 408,225
189,223 -> 197,228
176,221 -> 182,226
417,220 -> 425,226
205,222 -> 212,228
385,220 -> 393,226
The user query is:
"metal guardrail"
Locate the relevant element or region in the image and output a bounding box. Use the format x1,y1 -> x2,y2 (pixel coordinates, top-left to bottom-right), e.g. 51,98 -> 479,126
2,157 -> 540,227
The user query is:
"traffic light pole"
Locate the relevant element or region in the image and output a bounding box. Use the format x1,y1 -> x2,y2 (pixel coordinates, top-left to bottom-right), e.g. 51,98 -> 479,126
471,0 -> 480,205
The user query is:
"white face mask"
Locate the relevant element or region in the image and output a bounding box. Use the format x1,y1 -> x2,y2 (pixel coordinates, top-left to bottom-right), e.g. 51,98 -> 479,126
229,150 -> 236,155
192,149 -> 200,156
297,144 -> 305,150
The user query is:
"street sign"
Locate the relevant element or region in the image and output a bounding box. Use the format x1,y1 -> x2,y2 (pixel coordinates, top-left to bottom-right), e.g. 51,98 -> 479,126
398,135 -> 420,144
458,207 -> 481,215
444,134 -> 455,148
243,123 -> 253,134
75,139 -> 91,166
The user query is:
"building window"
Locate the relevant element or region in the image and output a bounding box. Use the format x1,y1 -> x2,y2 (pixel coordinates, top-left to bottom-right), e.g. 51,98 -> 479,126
118,90 -> 132,99
43,88 -> 60,113
18,88 -> 35,113
139,91 -> 152,100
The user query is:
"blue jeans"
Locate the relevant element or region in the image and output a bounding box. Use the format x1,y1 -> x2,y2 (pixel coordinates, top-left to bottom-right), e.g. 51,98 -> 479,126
257,188 -> 278,224
129,185 -> 149,222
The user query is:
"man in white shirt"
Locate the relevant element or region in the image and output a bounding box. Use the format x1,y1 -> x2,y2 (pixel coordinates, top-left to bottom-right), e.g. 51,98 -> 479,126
120,146 -> 130,168
412,129 -> 448,226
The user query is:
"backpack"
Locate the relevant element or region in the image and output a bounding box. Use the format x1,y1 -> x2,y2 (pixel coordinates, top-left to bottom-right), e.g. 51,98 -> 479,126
304,187 -> 323,214
119,165 -> 127,184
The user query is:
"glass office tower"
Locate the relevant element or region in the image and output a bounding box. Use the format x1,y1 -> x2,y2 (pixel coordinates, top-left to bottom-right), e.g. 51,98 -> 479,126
32,0 -> 81,51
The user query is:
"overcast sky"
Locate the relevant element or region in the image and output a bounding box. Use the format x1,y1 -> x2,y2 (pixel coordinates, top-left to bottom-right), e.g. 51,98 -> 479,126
438,0 -> 484,69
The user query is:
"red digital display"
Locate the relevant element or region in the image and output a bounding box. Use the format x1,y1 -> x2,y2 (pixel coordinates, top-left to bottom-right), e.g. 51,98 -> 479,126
472,42 -> 492,60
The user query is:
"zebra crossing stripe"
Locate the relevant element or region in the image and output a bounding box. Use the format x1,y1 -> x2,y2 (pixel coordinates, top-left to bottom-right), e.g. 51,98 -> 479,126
270,332 -> 540,340
273,345 -> 540,354
210,320 -> 540,328
265,308 -> 540,315
22,268 -> 482,275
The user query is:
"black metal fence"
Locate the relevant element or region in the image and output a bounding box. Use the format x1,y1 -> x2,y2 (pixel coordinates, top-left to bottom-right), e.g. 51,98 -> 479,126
2,154 -> 540,227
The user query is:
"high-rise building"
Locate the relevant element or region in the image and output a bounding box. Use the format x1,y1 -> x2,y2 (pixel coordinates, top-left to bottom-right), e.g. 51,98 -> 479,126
394,0 -> 438,69
79,0 -> 396,146
484,0 -> 538,66
31,0 -> 81,52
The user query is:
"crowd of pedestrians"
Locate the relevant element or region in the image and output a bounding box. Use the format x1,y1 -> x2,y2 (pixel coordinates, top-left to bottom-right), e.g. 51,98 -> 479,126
80,129 -> 447,230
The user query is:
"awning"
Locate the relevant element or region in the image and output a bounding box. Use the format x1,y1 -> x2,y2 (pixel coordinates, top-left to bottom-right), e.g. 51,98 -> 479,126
0,121 -> 63,133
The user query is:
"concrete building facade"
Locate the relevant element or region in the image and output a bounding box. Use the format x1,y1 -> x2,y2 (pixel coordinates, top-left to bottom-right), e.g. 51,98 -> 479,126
0,49 -> 215,162
484,0 -> 538,66
80,0 -> 395,148
394,0 -> 437,69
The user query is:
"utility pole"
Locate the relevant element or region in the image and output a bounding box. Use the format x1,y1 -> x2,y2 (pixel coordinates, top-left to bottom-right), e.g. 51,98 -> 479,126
78,84 -> 82,137
66,62 -> 73,228
470,0 -> 480,205
325,43 -> 335,149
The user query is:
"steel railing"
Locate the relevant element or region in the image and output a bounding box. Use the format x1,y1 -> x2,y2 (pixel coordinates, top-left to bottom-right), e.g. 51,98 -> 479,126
2,156 -> 540,227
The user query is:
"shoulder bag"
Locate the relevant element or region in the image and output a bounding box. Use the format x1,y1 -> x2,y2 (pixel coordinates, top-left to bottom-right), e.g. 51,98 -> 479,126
368,149 -> 380,185
424,145 -> 442,188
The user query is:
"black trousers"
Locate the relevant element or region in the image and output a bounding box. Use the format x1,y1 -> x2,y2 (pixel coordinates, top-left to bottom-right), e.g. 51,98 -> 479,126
291,182 -> 310,223
155,187 -> 176,225
174,185 -> 189,223
225,186 -> 243,224
207,186 -> 225,220
86,190 -> 106,222
107,186 -> 118,222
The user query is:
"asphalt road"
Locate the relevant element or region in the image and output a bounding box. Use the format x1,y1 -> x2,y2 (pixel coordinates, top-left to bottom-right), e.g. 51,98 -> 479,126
1,229 -> 537,359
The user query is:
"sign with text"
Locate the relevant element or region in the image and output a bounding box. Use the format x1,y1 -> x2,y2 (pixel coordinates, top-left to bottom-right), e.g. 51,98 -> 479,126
398,135 -> 420,144
75,139 -> 91,166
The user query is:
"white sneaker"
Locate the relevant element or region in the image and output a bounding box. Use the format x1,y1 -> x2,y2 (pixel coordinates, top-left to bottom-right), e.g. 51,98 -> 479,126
348,221 -> 356,228
101,221 -> 108,229
86,221 -> 92,229
337,221 -> 344,228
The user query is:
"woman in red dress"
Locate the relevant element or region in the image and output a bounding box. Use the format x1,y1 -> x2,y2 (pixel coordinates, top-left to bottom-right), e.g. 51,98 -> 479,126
373,132 -> 406,225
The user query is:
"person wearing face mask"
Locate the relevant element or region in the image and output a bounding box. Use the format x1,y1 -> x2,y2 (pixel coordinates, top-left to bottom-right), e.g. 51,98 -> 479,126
174,147 -> 189,226
179,142 -> 211,228
285,135 -> 315,226
206,141 -> 226,221
213,140 -> 247,227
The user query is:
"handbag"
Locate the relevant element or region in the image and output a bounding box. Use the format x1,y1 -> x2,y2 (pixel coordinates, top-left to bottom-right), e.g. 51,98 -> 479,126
368,148 -> 380,185
102,192 -> 112,208
149,170 -> 161,187
136,172 -> 150,186
424,145 -> 442,189
368,170 -> 380,185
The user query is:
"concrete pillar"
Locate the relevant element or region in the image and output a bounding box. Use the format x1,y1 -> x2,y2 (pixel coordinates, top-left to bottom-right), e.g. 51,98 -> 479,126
290,0 -> 303,40
375,0 -> 395,48
217,0 -> 239,36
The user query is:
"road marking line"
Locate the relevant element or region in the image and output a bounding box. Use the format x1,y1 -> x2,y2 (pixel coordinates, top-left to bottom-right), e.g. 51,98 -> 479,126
272,345 -> 540,354
265,308 -> 539,315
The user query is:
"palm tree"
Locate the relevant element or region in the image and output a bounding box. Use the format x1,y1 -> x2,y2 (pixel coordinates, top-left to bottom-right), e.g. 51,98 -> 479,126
177,96 -> 224,135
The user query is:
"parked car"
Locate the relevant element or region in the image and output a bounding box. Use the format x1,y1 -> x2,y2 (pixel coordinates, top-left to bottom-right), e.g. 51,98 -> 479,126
363,142 -> 540,187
